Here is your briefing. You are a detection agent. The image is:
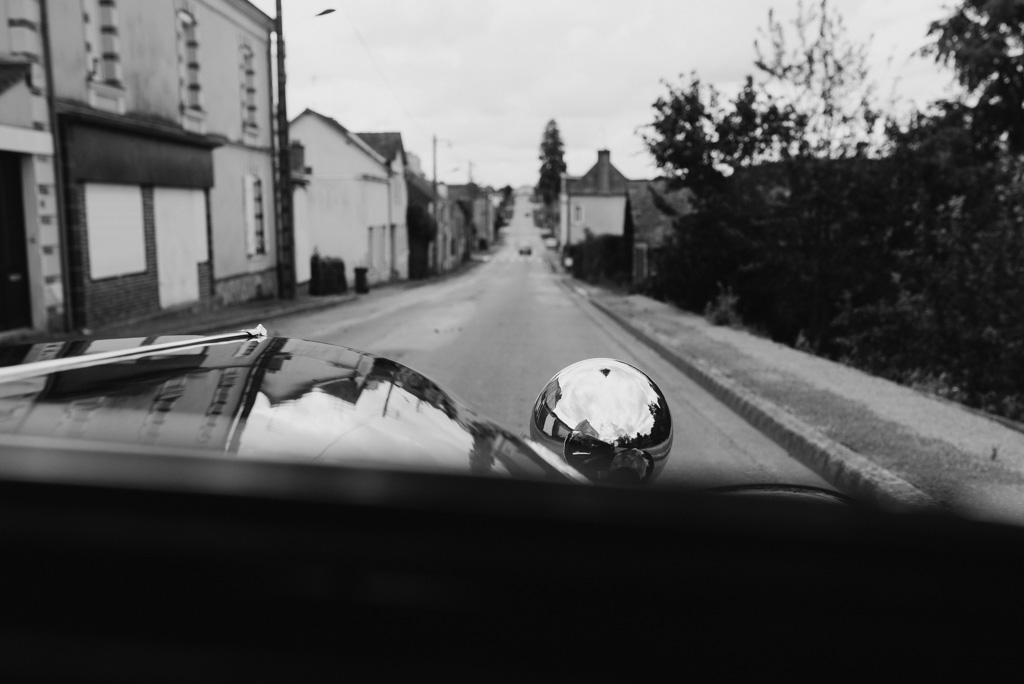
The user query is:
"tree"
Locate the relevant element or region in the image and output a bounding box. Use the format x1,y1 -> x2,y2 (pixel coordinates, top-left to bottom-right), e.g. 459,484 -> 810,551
924,0 -> 1024,152
536,120 -> 566,207
754,0 -> 880,159
641,0 -> 885,345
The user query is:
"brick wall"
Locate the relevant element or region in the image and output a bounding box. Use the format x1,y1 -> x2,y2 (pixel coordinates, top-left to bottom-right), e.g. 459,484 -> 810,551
75,184 -> 160,328
198,262 -> 213,300
71,184 -> 216,329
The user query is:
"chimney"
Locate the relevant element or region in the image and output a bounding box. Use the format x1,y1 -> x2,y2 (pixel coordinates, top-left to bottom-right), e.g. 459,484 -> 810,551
597,150 -> 611,193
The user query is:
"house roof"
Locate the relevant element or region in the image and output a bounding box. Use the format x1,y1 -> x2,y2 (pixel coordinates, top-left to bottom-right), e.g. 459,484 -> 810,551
445,183 -> 480,201
356,132 -> 406,165
291,108 -> 388,167
626,179 -> 694,247
568,150 -> 630,196
406,171 -> 435,205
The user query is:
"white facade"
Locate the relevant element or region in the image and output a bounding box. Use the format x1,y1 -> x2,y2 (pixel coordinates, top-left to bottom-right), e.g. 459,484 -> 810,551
0,0 -> 63,334
290,110 -> 401,289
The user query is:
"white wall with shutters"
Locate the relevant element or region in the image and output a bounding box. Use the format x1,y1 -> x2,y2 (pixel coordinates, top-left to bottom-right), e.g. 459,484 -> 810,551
84,183 -> 146,280
153,187 -> 207,308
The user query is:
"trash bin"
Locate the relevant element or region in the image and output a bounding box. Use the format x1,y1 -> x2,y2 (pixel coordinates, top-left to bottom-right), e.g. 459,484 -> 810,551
354,267 -> 369,294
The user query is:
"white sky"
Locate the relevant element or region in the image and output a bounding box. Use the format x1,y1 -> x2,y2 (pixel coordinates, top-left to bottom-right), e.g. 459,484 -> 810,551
252,1 -> 960,188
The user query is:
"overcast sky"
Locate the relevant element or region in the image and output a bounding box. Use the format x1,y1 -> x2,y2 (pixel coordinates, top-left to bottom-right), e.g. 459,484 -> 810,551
251,1 -> 959,189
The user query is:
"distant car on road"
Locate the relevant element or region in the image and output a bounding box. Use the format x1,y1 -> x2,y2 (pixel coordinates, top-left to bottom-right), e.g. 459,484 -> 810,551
518,244 -> 532,256
544,237 -> 558,249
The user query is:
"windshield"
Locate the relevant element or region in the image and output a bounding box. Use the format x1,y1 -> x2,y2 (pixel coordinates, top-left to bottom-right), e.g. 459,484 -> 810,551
3,0 -> 1023,524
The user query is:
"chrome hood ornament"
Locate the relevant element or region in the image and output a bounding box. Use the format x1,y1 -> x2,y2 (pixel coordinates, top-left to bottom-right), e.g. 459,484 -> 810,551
530,359 -> 673,484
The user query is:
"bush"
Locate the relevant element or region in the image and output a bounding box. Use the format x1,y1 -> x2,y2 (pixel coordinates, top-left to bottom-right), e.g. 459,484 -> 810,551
310,251 -> 347,295
703,284 -> 743,328
568,233 -> 631,286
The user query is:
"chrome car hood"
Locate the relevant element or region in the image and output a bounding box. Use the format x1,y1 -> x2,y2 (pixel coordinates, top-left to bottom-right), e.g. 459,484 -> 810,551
0,332 -> 581,483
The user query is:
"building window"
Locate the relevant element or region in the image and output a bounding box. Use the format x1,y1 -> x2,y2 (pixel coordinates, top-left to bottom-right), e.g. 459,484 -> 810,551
243,175 -> 266,256
84,0 -> 122,85
240,45 -> 257,128
177,9 -> 201,111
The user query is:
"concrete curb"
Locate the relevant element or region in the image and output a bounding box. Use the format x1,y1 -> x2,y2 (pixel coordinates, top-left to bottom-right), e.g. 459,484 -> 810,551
185,258 -> 489,335
580,291 -> 939,512
185,295 -> 358,335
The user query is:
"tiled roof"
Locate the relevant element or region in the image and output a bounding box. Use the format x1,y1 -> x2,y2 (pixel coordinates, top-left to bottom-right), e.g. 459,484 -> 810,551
294,107 -> 348,135
445,183 -> 479,201
567,154 -> 630,196
356,132 -> 405,164
406,171 -> 435,205
292,109 -> 388,166
626,179 -> 694,247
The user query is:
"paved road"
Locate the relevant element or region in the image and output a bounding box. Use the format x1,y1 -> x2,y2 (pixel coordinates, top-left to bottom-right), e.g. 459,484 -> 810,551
266,194 -> 833,490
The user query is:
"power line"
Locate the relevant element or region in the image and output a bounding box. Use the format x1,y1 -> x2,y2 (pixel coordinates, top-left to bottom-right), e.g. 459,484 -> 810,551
339,7 -> 429,139
335,9 -> 478,184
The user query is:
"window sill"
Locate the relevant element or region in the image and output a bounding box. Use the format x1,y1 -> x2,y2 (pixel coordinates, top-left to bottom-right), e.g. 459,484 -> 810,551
182,107 -> 206,135
87,81 -> 126,115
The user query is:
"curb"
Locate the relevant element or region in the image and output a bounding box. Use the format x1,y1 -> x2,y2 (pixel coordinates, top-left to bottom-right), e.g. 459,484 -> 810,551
578,290 -> 938,512
185,294 -> 358,335
186,258 -> 489,335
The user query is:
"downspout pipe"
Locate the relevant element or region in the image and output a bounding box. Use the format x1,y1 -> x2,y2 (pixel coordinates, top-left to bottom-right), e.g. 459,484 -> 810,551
40,0 -> 74,332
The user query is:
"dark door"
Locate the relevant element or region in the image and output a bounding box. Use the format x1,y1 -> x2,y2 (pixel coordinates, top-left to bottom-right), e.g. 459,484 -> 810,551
0,152 -> 31,331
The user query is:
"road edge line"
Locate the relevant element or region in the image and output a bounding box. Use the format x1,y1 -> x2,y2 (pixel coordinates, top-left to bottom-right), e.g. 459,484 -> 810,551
584,295 -> 939,512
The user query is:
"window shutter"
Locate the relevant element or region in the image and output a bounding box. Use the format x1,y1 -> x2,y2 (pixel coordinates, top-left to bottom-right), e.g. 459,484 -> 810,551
243,175 -> 256,256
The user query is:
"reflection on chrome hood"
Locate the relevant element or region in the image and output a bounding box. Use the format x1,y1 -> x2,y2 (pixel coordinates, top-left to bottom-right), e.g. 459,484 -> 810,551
0,334 -> 582,483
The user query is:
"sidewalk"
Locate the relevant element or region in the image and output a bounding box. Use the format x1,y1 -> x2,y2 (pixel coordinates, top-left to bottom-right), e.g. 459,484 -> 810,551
2,256 -> 487,345
563,273 -> 1024,522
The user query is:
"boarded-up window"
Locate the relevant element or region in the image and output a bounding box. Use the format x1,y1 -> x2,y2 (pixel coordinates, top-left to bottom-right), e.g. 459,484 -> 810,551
84,183 -> 145,279
243,174 -> 266,256
154,187 -> 207,308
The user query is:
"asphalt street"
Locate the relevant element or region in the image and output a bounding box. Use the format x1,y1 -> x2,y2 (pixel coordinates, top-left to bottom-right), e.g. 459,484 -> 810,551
265,194 -> 833,490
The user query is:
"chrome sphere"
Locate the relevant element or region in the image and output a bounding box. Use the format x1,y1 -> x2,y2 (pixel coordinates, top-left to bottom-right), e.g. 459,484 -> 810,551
530,358 -> 672,484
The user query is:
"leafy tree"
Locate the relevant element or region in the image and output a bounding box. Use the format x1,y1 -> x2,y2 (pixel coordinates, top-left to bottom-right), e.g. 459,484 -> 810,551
924,0 -> 1024,152
643,0 -> 883,345
754,0 -> 880,158
536,120 -> 566,207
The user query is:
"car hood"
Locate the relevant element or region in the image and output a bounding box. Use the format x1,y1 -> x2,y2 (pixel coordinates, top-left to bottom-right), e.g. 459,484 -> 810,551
0,333 -> 581,483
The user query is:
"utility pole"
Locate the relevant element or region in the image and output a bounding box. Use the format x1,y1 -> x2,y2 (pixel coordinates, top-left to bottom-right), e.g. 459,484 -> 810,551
432,134 -> 438,273
432,135 -> 438,224
274,0 -> 296,299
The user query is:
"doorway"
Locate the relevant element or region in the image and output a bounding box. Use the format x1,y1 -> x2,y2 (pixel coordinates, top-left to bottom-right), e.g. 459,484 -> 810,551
0,152 -> 31,331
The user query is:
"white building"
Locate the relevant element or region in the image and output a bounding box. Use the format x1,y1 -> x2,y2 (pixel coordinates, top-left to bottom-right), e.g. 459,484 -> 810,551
0,0 -> 62,334
47,0 -> 277,329
290,109 -> 404,290
559,150 -> 630,247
